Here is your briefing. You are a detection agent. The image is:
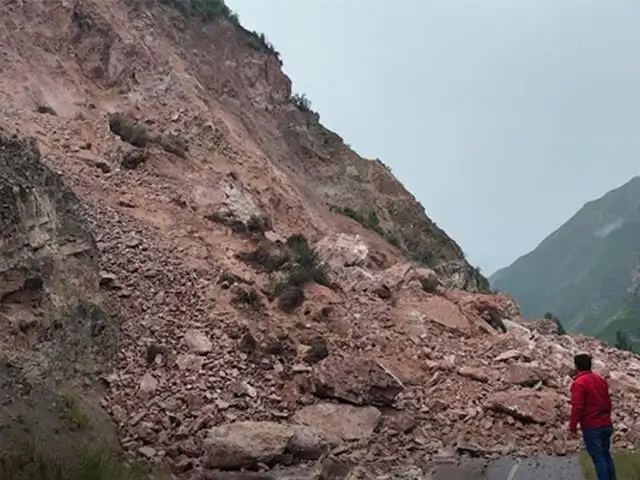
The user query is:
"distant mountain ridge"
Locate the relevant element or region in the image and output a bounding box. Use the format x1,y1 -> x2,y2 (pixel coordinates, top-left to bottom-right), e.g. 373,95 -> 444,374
490,176 -> 640,346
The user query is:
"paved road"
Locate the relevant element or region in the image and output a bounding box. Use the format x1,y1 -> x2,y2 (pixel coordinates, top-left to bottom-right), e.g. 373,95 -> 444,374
431,455 -> 586,480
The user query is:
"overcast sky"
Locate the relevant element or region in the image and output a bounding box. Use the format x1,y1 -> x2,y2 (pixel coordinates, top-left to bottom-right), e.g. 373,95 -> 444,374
226,0 -> 640,275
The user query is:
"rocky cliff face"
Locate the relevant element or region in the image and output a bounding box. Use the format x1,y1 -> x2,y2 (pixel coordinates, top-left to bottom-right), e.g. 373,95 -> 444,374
1,1 -> 639,478
0,131 -> 119,457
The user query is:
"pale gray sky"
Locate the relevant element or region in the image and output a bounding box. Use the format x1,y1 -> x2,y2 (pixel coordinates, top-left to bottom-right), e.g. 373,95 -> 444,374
226,0 -> 640,275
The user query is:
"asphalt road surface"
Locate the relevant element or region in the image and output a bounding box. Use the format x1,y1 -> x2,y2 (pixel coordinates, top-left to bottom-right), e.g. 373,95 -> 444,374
431,455 -> 586,480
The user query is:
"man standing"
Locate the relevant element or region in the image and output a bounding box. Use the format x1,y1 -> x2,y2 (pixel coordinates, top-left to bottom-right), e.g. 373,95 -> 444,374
569,353 -> 616,480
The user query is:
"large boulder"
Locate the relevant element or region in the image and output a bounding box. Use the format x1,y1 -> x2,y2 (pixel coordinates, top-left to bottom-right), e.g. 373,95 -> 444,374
486,390 -> 565,424
503,364 -> 545,387
292,403 -> 381,444
311,355 -> 403,406
356,262 -> 441,296
400,295 -> 473,332
196,177 -> 268,232
203,421 -> 328,469
446,291 -> 520,332
315,233 -> 369,269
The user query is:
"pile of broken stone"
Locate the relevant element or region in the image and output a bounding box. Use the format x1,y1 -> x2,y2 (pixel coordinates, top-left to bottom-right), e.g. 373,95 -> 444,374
85,203 -> 640,479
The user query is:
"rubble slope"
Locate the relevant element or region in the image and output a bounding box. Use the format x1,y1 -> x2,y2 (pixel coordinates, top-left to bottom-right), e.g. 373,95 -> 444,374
1,1 -> 639,479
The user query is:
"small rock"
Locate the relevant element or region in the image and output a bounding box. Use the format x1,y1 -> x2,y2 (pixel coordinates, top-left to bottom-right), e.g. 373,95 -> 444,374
138,373 -> 158,399
495,349 -> 526,362
458,367 -> 490,383
138,446 -> 156,458
176,354 -> 204,371
185,329 -> 213,355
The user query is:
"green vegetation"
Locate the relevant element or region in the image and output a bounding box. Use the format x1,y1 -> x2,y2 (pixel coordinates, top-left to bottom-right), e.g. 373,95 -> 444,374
579,450 -> 640,480
60,394 -> 91,431
271,235 -> 330,312
161,0 -> 238,23
490,176 -> 640,346
0,442 -> 164,480
279,234 -> 330,290
615,329 -> 637,353
231,287 -> 262,311
291,93 -> 312,113
235,234 -> 330,313
543,312 -> 567,335
160,0 -> 280,59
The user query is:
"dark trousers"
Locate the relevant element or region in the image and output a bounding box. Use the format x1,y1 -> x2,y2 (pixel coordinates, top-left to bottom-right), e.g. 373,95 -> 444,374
583,426 -> 616,480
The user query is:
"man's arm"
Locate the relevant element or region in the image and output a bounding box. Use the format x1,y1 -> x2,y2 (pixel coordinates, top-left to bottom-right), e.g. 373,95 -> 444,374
569,381 -> 585,433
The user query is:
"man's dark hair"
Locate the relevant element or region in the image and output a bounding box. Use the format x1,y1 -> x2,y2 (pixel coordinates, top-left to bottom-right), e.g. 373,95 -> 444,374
574,353 -> 592,372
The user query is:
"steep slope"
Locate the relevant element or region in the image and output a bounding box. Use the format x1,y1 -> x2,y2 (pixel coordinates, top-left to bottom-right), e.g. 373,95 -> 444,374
0,0 -> 486,293
2,1 -> 640,478
0,131 -> 123,467
491,176 -> 640,344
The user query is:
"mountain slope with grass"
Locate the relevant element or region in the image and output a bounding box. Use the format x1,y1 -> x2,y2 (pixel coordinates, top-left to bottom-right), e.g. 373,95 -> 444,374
491,176 -> 640,347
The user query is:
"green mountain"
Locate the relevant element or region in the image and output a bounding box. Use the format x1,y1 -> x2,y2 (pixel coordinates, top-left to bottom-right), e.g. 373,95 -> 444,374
490,177 -> 640,347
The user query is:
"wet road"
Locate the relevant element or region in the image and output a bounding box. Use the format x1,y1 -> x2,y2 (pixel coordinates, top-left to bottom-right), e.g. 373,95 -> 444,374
431,455 -> 586,479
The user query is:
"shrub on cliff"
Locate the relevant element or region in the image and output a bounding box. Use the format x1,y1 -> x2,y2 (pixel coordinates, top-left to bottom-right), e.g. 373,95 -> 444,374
161,0 -> 280,59
291,92 -> 312,113
161,0 -> 237,23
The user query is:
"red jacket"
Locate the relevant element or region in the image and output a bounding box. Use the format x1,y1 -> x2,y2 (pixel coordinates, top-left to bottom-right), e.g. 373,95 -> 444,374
569,370 -> 612,432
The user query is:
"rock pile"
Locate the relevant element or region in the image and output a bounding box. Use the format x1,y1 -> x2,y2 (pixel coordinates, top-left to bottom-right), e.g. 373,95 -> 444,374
76,195 -> 640,478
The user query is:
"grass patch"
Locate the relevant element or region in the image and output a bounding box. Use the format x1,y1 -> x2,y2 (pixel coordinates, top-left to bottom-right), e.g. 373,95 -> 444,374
236,234 -> 330,313
231,288 -> 262,311
271,235 -> 330,313
60,394 -> 91,431
276,285 -> 305,313
0,442 -> 162,480
284,234 -> 330,288
579,449 -> 640,479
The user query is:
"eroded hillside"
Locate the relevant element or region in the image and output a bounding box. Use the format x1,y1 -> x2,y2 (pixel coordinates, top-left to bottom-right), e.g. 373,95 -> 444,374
0,0 -> 486,292
1,1 -> 640,479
